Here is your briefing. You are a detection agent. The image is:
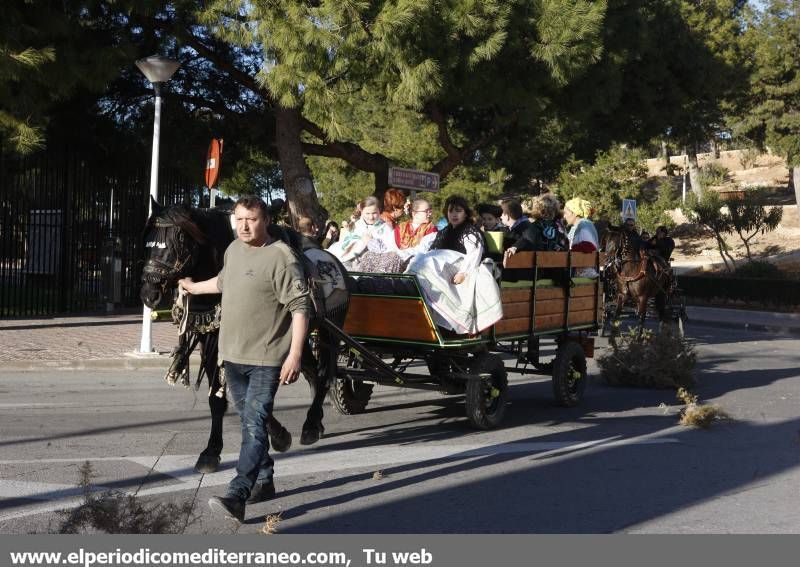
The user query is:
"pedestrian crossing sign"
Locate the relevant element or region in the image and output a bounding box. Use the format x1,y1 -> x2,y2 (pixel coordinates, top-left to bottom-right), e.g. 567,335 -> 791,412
621,199 -> 637,221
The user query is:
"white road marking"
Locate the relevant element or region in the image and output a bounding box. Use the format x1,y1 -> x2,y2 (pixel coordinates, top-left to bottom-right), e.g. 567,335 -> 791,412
0,436 -> 679,522
0,403 -> 83,408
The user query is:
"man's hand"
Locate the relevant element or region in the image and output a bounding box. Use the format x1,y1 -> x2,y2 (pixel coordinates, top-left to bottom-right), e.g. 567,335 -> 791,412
178,277 -> 195,294
177,276 -> 219,295
453,272 -> 466,285
280,352 -> 302,385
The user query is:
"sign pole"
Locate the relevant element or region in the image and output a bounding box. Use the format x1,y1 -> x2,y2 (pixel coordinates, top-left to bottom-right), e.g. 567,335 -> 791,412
206,139 -> 223,208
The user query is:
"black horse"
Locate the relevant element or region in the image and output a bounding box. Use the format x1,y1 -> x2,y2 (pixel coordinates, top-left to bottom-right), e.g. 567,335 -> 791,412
140,198 -> 348,473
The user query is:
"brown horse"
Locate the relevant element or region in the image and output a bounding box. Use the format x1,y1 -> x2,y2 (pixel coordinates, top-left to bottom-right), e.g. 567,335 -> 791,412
601,228 -> 673,334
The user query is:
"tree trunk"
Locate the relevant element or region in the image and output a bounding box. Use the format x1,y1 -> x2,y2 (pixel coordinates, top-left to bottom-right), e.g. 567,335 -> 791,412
274,107 -> 325,229
373,162 -> 389,202
688,146 -> 703,197
661,139 -> 670,171
791,166 -> 800,216
710,137 -> 720,159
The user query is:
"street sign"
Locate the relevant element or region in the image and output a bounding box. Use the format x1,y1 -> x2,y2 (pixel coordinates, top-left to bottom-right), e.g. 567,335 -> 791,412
621,198 -> 637,221
205,138 -> 223,189
388,167 -> 440,192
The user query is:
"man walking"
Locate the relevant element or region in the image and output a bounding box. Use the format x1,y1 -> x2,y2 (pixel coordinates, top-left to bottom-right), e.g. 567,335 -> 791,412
179,195 -> 311,523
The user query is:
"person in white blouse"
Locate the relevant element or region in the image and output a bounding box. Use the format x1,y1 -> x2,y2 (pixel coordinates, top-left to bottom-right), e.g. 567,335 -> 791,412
406,196 -> 503,334
327,196 -> 394,269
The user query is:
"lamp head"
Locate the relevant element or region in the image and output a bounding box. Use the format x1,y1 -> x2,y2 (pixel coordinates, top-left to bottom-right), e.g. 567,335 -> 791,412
135,55 -> 181,84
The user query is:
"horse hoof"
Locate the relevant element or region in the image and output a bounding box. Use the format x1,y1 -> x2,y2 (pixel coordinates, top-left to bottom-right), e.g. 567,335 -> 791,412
300,425 -> 324,446
270,425 -> 292,453
194,453 -> 220,474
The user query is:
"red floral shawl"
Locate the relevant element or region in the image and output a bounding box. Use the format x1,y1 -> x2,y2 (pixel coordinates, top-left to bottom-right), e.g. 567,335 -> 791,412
394,220 -> 437,249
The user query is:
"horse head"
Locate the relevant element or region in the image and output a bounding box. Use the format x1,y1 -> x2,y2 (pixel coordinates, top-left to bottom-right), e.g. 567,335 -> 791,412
602,226 -> 642,263
140,198 -> 207,309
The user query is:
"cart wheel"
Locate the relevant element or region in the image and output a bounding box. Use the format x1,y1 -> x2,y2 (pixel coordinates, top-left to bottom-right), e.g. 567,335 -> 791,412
465,353 -> 509,430
552,341 -> 587,407
330,376 -> 373,414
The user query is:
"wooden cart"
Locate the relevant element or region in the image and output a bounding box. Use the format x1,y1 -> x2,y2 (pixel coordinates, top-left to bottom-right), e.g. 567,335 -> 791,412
321,251 -> 602,429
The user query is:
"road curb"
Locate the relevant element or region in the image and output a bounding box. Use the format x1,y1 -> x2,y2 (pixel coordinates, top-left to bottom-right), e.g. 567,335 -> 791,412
0,354 -> 200,372
687,318 -> 800,336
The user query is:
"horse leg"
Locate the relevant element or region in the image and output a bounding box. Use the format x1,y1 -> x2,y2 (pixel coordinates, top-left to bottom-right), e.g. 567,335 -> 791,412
267,414 -> 292,453
636,293 -> 648,339
300,326 -> 332,445
195,341 -> 227,473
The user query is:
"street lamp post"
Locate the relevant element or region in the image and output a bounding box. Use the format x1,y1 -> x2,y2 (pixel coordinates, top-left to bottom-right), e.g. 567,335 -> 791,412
135,55 -> 180,354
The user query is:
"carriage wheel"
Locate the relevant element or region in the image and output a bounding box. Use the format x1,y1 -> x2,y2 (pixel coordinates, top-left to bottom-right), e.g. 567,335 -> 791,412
552,341 -> 587,407
465,353 -> 509,430
329,355 -> 373,415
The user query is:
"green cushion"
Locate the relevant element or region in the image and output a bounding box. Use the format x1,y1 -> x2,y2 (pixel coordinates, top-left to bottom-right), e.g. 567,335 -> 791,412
501,279 -> 555,288
501,277 -> 596,289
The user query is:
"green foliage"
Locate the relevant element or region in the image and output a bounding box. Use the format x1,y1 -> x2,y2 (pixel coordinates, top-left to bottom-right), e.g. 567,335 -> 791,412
683,191 -> 736,271
726,190 -> 783,260
0,1 -> 134,154
429,164 -> 507,216
219,151 -> 284,203
698,162 -> 729,187
598,328 -> 696,390
310,157 -> 374,224
555,146 -> 649,221
733,0 -> 800,166
637,181 -> 680,233
683,189 -> 783,267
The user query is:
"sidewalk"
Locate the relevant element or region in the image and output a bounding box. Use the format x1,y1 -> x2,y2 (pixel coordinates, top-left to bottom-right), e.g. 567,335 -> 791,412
2,305 -> 799,372
0,311 -> 181,371
685,305 -> 800,335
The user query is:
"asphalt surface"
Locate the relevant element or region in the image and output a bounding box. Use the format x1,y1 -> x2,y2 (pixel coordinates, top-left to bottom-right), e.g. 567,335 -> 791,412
0,319 -> 798,533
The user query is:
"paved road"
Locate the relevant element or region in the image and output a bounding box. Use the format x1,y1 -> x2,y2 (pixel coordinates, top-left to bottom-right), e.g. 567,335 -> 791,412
0,324 -> 798,534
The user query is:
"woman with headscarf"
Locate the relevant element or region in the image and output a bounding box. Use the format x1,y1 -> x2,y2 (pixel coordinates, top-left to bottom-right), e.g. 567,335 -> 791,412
563,197 -> 599,277
405,196 -> 502,334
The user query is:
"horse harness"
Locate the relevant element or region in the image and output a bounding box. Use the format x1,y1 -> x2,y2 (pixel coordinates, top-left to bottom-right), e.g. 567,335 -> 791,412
142,218 -> 196,285
164,291 -> 226,398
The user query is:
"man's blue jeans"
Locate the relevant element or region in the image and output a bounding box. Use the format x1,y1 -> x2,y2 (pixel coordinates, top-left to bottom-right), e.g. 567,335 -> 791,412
223,362 -> 281,501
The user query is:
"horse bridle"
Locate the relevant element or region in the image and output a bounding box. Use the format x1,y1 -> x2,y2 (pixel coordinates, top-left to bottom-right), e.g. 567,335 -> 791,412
142,219 -> 197,288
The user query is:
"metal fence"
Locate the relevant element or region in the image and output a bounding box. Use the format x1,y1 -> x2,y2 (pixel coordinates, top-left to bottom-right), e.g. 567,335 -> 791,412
0,147 -> 195,317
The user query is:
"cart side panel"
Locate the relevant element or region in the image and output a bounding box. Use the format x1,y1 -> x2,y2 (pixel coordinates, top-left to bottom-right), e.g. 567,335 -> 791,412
496,281 -> 599,336
344,295 -> 439,343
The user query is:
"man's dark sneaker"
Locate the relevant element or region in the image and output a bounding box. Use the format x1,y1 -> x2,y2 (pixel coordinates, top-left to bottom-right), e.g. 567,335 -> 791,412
246,482 -> 276,504
208,496 -> 245,523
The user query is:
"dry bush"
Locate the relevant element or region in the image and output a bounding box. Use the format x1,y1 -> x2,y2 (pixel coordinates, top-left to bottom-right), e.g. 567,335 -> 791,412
261,513 -> 282,535
677,388 -> 730,428
54,461 -> 196,534
599,328 -> 696,389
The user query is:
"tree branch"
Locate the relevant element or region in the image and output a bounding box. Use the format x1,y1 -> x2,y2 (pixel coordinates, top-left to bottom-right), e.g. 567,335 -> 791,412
300,119 -> 390,174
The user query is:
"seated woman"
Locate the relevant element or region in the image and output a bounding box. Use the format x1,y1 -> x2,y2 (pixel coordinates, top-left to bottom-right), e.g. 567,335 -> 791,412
358,198 -> 438,273
406,196 -> 503,335
477,203 -> 507,232
394,198 -> 438,255
563,197 -> 599,277
380,188 -> 407,229
328,196 -> 394,270
502,193 -> 569,280
504,194 -> 568,259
